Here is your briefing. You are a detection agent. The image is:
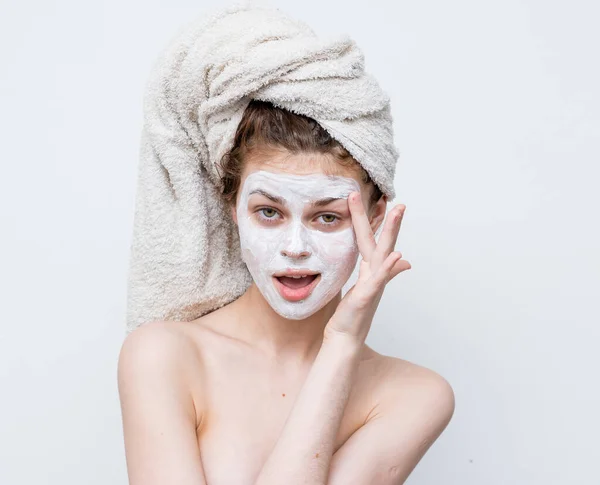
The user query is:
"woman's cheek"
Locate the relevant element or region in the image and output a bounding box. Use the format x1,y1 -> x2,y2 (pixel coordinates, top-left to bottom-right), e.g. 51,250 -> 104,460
240,222 -> 282,265
313,228 -> 359,266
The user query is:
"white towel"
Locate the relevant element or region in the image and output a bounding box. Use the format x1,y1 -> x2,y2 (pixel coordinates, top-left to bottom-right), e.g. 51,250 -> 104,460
125,1 -> 400,333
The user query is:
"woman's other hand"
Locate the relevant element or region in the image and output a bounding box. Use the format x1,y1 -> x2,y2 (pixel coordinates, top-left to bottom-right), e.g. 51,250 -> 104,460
323,192 -> 411,345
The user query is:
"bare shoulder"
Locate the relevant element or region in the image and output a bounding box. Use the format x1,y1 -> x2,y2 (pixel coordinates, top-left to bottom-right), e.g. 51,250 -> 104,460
119,321 -> 202,371
364,348 -> 455,432
118,321 -> 206,424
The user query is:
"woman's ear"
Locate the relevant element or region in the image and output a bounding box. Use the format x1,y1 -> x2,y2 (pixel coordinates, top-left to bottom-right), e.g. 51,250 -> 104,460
231,202 -> 238,225
369,195 -> 387,234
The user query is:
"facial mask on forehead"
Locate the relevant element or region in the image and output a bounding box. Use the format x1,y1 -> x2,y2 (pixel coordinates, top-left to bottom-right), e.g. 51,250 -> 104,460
236,170 -> 361,320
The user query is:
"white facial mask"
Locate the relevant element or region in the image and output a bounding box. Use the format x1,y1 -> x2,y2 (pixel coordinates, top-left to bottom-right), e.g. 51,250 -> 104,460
236,170 -> 362,320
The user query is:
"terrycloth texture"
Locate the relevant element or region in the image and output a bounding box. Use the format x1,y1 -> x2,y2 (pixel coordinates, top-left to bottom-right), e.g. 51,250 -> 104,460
125,1 -> 400,333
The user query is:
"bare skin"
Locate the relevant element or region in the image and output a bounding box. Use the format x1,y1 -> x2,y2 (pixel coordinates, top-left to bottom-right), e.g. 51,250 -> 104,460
118,151 -> 455,485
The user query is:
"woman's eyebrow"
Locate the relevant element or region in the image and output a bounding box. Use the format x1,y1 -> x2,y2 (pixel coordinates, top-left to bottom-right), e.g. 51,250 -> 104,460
312,197 -> 344,208
248,188 -> 285,205
248,189 -> 347,207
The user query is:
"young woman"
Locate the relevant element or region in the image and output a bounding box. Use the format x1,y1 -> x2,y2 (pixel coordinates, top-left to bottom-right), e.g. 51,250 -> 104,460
118,100 -> 455,485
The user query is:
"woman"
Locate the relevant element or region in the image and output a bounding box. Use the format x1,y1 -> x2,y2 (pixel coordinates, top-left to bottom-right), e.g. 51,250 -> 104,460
119,5 -> 454,485
119,99 -> 454,484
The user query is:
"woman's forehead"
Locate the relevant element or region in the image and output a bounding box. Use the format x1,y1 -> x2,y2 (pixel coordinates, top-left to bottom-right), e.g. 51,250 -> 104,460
241,170 -> 360,200
242,149 -> 365,184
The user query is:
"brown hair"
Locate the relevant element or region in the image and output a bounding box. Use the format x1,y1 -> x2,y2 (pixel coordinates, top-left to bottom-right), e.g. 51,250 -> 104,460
217,99 -> 383,210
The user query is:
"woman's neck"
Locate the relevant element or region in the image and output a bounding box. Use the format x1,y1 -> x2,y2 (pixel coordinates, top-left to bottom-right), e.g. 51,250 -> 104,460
226,282 -> 342,364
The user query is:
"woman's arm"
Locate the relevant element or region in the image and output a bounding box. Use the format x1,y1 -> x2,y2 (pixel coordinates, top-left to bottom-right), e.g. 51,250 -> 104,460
253,333 -> 362,485
255,335 -> 454,485
326,362 -> 455,485
253,195 -> 414,485
118,323 -> 208,485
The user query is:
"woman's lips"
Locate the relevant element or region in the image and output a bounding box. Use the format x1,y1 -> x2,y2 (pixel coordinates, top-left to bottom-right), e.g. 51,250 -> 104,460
272,274 -> 321,302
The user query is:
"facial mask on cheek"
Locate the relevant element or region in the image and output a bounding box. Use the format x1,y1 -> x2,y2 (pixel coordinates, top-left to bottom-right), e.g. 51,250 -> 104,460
236,170 -> 362,320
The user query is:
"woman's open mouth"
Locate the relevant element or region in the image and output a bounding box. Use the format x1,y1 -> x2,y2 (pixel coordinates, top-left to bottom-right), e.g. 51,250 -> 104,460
272,273 -> 321,302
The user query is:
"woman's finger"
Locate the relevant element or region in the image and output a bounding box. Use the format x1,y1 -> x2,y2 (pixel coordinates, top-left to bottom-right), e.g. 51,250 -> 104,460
371,204 -> 406,270
369,251 -> 403,290
387,257 -> 412,282
348,191 -> 376,262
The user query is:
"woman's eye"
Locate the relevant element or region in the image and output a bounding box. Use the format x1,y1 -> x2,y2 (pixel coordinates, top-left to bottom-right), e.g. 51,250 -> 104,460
261,208 -> 277,218
256,207 -> 281,223
318,214 -> 339,225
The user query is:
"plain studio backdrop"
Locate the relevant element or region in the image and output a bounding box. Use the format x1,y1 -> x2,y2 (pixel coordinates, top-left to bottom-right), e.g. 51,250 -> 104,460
1,0 -> 598,483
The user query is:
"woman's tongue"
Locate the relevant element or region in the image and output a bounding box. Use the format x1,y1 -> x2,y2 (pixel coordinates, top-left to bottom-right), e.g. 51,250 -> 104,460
277,275 -> 317,289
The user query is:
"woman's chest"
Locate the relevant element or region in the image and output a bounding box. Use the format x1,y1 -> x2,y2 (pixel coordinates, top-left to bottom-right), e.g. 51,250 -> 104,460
194,355 -> 375,485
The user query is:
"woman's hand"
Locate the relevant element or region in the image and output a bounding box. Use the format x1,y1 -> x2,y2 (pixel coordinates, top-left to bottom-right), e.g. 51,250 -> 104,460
323,192 -> 411,346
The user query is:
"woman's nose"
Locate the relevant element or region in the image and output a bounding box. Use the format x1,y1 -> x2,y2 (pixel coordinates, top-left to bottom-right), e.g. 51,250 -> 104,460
280,222 -> 311,259
280,248 -> 310,259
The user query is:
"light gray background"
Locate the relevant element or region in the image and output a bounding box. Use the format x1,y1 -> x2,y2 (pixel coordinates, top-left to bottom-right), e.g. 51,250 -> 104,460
1,0 -> 598,483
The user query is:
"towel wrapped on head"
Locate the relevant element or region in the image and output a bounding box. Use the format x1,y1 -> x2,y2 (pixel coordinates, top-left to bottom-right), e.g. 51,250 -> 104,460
125,2 -> 400,333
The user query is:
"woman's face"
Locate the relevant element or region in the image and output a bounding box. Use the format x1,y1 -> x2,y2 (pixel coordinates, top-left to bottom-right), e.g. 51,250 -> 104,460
233,151 -> 379,320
